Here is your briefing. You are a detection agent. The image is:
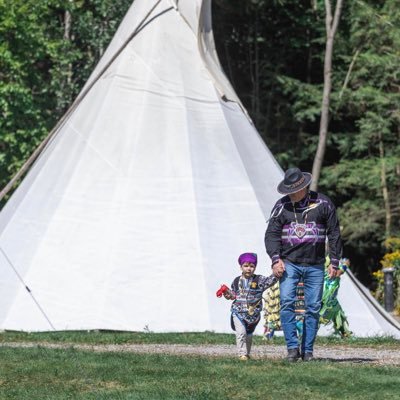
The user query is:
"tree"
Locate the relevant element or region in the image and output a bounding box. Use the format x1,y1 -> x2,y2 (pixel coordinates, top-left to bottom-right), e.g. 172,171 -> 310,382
0,0 -> 64,192
0,0 -> 131,201
214,0 -> 400,281
311,0 -> 344,190
320,0 -> 400,279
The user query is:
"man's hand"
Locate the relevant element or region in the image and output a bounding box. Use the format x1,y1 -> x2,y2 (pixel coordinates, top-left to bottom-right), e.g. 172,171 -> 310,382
327,264 -> 343,279
272,259 -> 285,278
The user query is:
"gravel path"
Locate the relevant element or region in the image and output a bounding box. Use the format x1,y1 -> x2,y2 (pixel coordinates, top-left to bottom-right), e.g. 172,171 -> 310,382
1,342 -> 400,366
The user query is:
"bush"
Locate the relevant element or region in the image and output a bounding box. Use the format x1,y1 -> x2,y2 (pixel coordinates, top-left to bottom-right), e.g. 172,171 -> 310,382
375,238 -> 400,315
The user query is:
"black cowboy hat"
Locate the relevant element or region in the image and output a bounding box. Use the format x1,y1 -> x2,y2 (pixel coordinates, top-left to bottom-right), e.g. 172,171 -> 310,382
277,167 -> 312,195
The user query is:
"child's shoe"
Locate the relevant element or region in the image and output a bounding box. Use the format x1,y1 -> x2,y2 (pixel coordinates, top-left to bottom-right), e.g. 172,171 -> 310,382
263,327 -> 275,340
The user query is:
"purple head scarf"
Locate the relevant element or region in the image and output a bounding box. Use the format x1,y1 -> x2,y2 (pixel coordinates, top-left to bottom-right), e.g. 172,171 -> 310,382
238,252 -> 257,266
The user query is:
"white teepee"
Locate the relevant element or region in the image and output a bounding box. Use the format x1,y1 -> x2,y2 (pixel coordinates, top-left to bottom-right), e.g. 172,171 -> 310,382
0,0 -> 398,338
0,0 -> 282,333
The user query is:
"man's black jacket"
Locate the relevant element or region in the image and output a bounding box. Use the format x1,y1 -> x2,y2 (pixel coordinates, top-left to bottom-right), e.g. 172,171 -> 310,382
265,191 -> 342,267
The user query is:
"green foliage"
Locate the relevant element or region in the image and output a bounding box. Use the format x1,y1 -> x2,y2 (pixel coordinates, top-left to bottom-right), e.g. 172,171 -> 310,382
376,238 -> 400,314
215,1 -> 400,281
0,0 -> 131,192
276,76 -> 323,123
0,1 -> 59,183
321,1 -> 400,267
213,0 -> 326,157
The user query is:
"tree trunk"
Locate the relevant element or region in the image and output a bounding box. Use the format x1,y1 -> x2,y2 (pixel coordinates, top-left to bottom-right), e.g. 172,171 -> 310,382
338,48 -> 360,103
224,41 -> 234,87
254,13 -> 260,126
379,132 -> 391,238
64,10 -> 71,41
64,10 -> 73,87
311,0 -> 343,191
248,25 -> 255,117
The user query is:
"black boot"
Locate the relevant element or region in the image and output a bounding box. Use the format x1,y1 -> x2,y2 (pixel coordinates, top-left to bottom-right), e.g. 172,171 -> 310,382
286,348 -> 300,362
302,352 -> 314,362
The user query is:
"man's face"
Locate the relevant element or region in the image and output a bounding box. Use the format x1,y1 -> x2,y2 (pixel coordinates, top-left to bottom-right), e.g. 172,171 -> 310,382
288,187 -> 308,203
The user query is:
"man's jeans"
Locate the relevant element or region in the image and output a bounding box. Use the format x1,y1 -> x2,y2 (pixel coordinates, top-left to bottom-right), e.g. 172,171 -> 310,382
280,261 -> 324,353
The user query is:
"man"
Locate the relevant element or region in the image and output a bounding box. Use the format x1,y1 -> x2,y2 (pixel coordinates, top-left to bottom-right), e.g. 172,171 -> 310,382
265,167 -> 343,361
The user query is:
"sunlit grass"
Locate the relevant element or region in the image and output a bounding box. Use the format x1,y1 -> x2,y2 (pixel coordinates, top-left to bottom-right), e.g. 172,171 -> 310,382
0,346 -> 399,400
0,330 -> 398,348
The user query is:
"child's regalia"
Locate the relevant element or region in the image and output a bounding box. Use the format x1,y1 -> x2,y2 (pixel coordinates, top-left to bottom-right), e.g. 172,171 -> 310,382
262,281 -> 281,339
230,274 -> 276,334
263,258 -> 352,339
319,258 -> 352,337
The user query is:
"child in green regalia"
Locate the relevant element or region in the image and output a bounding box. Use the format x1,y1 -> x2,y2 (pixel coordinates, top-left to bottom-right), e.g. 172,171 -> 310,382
319,257 -> 352,337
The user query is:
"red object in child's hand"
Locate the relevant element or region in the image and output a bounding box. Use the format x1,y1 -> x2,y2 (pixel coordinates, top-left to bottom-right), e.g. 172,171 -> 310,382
216,284 -> 230,298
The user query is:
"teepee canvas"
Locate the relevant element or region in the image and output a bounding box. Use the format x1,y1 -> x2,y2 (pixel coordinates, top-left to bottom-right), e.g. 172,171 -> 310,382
0,0 -> 398,339
0,0 -> 283,333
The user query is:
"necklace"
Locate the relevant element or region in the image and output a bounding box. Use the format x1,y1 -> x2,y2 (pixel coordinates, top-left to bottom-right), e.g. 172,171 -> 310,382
239,277 -> 251,296
292,197 -> 309,239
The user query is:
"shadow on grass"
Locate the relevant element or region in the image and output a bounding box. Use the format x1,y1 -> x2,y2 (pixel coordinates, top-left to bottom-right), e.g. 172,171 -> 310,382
315,357 -> 376,363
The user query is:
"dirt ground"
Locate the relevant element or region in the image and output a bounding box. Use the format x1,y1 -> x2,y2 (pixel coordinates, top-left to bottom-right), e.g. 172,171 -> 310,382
2,342 -> 400,366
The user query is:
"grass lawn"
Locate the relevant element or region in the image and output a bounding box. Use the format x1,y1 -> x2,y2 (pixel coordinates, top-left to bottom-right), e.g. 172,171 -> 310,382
0,330 -> 399,348
0,332 -> 399,399
0,345 -> 399,400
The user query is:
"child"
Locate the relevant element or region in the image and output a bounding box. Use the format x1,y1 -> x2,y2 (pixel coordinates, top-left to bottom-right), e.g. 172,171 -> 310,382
223,252 -> 278,360
262,281 -> 281,339
319,257 -> 352,337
